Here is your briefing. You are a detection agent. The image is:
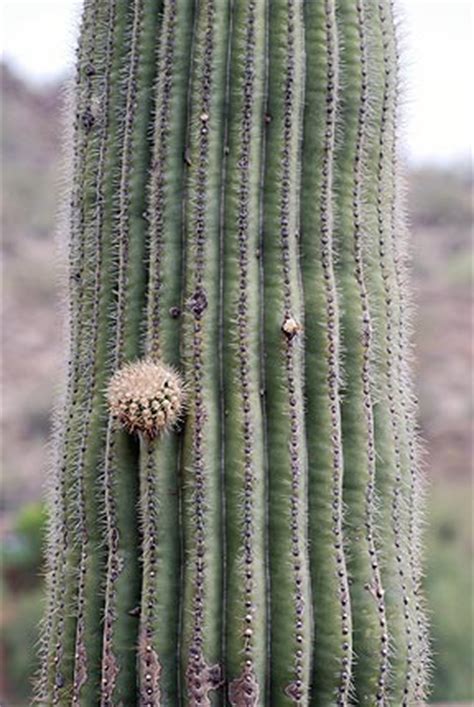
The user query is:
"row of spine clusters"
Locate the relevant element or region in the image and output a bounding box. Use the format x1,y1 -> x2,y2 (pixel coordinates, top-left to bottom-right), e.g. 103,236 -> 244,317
38,0 -> 429,704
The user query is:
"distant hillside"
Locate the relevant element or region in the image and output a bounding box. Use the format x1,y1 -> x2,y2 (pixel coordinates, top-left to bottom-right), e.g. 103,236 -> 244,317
1,63 -> 64,514
408,163 -> 473,483
2,63 -> 63,247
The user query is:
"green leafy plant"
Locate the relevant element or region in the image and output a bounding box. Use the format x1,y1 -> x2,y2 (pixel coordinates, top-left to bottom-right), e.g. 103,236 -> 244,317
37,1 -> 429,704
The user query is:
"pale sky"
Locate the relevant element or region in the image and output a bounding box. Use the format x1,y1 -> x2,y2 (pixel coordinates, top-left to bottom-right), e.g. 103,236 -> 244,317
1,0 -> 473,164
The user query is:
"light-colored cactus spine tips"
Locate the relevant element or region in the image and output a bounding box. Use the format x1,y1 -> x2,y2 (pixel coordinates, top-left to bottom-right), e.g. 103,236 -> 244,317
38,0 -> 429,704
107,359 -> 185,438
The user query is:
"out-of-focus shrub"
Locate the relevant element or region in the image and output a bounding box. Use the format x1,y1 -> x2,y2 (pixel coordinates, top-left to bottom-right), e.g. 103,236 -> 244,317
2,502 -> 47,591
1,588 -> 43,703
425,483 -> 474,702
409,163 -> 473,229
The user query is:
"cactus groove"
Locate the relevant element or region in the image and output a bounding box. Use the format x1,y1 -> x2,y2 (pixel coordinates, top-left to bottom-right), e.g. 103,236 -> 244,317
38,0 -> 429,705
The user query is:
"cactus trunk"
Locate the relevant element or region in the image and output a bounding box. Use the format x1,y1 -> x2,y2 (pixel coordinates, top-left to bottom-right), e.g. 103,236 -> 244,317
38,0 -> 429,705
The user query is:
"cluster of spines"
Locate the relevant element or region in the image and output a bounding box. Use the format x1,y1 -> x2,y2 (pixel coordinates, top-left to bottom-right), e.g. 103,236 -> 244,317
38,0 -> 429,705
107,359 -> 184,439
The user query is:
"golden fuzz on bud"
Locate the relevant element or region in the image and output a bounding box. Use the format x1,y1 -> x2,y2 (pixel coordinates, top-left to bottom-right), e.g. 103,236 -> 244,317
107,359 -> 185,438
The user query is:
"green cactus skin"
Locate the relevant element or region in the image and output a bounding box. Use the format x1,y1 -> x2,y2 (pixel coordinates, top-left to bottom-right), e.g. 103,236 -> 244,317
263,2 -> 312,703
38,0 -> 429,705
333,1 -> 391,703
179,1 -> 230,703
222,1 -> 267,702
301,1 -> 353,703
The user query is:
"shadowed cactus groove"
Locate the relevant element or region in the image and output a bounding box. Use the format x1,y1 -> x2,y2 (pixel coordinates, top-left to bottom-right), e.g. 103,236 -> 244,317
37,0 -> 429,704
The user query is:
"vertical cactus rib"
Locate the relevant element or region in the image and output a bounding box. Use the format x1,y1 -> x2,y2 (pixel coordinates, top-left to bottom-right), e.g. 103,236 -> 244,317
300,1 -> 353,703
100,3 -> 139,700
137,437 -> 164,706
355,0 -> 415,701
36,5 -> 83,693
101,1 -> 162,703
369,1 -> 427,702
40,2 -> 106,703
263,1 -> 312,703
375,2 -> 416,701
138,0 -> 194,702
180,0 -> 229,702
260,3 -> 271,700
146,0 -> 192,365
386,2 -> 430,696
332,0 -> 389,703
69,3 -> 118,703
221,1 -> 267,703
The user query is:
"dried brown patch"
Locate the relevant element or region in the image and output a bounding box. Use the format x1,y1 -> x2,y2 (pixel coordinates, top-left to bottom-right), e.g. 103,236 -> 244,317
73,623 -> 88,699
101,648 -> 120,705
186,287 -> 208,319
285,680 -> 304,704
228,664 -> 260,706
138,633 -> 162,706
185,651 -> 222,706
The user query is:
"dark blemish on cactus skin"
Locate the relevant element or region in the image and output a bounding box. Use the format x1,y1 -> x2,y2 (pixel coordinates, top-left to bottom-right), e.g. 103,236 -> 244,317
186,287 -> 208,319
81,107 -> 95,132
184,147 -> 193,166
169,305 -> 181,319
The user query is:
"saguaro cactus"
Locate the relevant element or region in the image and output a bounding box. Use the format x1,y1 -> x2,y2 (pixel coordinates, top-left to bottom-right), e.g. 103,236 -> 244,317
38,0 -> 429,704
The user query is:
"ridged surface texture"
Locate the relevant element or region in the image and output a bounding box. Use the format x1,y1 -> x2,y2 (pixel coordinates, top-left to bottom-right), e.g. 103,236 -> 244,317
38,0 -> 429,705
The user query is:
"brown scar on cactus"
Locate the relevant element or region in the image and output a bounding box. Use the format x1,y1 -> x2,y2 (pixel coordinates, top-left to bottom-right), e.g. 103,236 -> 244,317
228,663 -> 260,706
185,654 -> 223,707
107,359 -> 186,439
138,632 -> 162,706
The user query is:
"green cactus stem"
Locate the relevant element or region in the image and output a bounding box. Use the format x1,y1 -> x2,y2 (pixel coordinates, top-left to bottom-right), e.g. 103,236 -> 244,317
38,0 -> 429,705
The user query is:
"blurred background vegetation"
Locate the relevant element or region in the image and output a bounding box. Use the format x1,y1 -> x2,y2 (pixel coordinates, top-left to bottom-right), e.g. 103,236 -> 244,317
1,62 -> 472,704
